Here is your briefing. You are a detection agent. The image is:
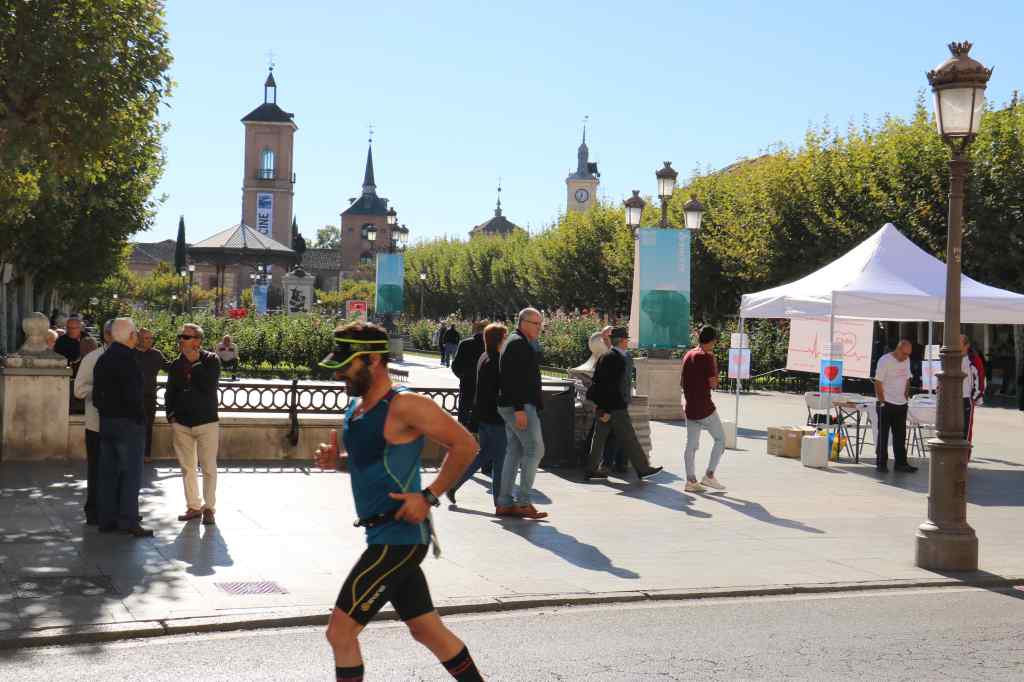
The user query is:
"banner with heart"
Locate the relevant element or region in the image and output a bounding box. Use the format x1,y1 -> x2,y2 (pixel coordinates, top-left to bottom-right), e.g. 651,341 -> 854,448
819,359 -> 844,393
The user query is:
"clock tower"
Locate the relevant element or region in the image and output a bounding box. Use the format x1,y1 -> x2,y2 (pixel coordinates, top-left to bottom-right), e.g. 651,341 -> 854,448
566,125 -> 599,213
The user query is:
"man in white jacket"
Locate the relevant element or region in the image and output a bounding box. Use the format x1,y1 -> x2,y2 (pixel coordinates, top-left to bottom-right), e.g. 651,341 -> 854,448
74,322 -> 112,525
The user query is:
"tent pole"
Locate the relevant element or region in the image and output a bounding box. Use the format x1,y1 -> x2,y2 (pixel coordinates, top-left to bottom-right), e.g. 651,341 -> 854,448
826,307 -> 836,437
735,315 -> 744,430
928,320 -> 935,395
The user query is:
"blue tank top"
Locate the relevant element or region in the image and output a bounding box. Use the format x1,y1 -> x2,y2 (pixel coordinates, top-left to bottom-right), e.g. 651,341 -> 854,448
343,387 -> 428,545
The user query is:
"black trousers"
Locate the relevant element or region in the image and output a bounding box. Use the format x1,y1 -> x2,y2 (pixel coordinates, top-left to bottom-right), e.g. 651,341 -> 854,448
144,396 -> 157,459
876,402 -> 908,467
84,429 -> 101,521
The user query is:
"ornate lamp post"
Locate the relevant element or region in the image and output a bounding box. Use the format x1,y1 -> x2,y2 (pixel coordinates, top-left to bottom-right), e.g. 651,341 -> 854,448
419,270 -> 427,319
187,264 -> 196,314
683,195 -> 705,231
624,190 -> 646,233
916,42 -> 992,571
655,162 -> 678,228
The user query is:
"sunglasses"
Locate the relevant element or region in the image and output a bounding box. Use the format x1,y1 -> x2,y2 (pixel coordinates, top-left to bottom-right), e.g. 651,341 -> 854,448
177,334 -> 199,340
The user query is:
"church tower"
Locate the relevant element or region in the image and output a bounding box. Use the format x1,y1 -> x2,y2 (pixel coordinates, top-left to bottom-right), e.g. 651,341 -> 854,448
566,124 -> 599,212
241,67 -> 297,249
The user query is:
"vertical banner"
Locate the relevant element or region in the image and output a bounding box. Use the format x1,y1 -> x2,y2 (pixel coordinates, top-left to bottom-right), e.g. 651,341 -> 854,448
819,359 -> 844,393
728,349 -> 751,379
787,316 -> 874,379
346,300 -> 368,322
374,252 -> 404,315
252,284 -> 268,315
256,192 -> 273,235
630,228 -> 691,349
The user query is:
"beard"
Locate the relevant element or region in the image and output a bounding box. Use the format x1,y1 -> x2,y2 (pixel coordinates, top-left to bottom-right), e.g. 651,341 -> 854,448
345,363 -> 373,397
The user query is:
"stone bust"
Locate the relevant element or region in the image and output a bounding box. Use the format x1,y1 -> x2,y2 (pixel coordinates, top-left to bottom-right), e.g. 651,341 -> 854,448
568,331 -> 611,396
3,312 -> 68,369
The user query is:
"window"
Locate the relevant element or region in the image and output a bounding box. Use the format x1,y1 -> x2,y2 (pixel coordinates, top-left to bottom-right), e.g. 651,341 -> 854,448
259,148 -> 275,180
361,223 -> 377,241
359,252 -> 373,266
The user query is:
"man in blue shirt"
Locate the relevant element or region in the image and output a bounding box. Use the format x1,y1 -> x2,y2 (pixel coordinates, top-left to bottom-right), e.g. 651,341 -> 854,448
316,322 -> 484,682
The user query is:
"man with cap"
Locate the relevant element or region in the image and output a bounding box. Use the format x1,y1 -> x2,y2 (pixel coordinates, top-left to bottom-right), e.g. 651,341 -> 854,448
315,322 -> 485,682
584,327 -> 663,481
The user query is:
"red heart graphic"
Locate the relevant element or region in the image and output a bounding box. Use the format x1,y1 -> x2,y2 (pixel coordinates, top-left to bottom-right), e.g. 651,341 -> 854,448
824,366 -> 839,381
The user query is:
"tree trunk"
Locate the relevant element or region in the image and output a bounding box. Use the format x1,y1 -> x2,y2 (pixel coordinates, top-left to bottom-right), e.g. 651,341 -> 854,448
1014,325 -> 1023,398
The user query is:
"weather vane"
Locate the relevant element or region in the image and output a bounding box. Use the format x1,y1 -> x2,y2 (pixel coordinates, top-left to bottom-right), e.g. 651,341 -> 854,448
368,123 -> 374,145
266,49 -> 276,71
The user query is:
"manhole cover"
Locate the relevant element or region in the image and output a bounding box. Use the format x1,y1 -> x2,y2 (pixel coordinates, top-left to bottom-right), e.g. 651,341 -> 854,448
16,576 -> 119,599
214,581 -> 288,595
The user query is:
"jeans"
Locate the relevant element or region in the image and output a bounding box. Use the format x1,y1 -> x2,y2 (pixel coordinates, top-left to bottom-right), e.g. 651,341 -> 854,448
683,411 -> 726,481
98,417 -> 146,529
876,402 -> 908,467
497,404 -> 545,507
587,409 -> 650,474
452,421 -> 507,506
442,342 -> 457,366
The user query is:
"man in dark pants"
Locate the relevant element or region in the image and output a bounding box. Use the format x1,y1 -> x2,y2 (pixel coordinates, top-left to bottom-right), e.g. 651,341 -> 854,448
451,321 -> 486,432
93,317 -> 153,537
873,339 -> 917,473
583,327 -> 663,481
442,323 -> 460,368
135,328 -> 169,463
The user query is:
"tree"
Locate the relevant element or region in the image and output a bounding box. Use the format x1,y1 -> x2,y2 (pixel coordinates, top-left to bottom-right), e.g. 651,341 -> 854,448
0,0 -> 173,291
315,225 -> 342,249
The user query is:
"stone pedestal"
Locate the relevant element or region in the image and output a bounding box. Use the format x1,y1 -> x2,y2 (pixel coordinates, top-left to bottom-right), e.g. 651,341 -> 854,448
634,356 -> 683,420
282,267 -> 314,315
1,313 -> 71,461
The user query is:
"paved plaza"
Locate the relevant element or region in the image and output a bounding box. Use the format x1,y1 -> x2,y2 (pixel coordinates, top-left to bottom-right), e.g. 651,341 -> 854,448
1,355 -> 1022,647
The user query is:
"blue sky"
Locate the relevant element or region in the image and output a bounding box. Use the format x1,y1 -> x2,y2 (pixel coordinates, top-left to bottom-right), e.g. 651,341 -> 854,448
149,1 -> 1023,245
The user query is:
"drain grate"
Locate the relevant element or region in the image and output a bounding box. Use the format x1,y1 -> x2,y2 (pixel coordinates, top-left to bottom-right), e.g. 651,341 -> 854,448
15,575 -> 119,599
214,580 -> 288,595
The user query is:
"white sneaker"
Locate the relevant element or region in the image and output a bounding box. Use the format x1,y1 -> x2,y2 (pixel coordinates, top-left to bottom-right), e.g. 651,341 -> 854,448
684,480 -> 705,493
701,475 -> 725,490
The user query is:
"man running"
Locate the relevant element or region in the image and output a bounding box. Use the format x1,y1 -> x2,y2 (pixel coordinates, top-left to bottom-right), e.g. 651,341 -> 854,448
316,322 -> 485,682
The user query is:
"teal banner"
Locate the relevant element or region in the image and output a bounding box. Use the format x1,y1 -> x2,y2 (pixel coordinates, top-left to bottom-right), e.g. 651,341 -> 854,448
374,252 -> 405,315
634,228 -> 691,349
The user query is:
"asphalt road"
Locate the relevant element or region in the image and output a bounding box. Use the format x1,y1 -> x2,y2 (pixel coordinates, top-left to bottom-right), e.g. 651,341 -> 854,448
3,587 -> 1024,681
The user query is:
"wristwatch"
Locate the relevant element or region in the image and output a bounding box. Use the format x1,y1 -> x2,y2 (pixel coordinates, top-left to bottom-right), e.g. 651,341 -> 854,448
421,489 -> 441,507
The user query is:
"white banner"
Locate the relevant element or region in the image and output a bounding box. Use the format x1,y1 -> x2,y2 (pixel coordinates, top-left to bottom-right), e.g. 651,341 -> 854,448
256,192 -> 273,236
786,316 -> 874,379
728,348 -> 751,379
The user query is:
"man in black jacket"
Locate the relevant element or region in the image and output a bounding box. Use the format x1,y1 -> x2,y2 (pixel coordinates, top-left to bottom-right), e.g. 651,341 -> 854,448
584,328 -> 663,481
451,321 -> 486,431
92,317 -> 153,537
496,308 -> 548,519
441,323 -> 460,367
165,323 -> 222,525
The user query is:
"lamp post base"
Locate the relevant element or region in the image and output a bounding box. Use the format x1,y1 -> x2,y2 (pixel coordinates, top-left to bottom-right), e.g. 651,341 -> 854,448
915,523 -> 978,571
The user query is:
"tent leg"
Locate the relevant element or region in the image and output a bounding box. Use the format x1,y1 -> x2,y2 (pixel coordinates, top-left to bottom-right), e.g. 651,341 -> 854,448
735,316 -> 744,429
826,309 -> 836,437
928,321 -> 935,395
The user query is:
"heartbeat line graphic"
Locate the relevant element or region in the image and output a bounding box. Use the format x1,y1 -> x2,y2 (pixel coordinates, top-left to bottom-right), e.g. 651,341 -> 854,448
788,332 -> 869,362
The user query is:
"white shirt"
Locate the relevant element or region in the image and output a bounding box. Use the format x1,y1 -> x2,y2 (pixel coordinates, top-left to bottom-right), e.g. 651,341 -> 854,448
73,346 -> 106,432
874,353 -> 910,406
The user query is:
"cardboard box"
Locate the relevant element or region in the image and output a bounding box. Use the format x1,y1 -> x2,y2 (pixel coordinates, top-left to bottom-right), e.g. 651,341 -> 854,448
768,426 -> 816,458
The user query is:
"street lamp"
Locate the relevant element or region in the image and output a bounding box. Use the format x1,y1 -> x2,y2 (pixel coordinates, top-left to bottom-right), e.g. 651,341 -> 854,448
623,190 -> 646,232
386,207 -> 397,226
187,264 -> 196,314
419,270 -> 427,319
395,224 -> 409,251
655,161 -> 678,228
683,195 -> 705,231
916,41 -> 992,572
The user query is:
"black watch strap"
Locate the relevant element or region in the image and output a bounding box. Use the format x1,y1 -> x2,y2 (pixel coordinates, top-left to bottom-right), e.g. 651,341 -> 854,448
421,489 -> 441,507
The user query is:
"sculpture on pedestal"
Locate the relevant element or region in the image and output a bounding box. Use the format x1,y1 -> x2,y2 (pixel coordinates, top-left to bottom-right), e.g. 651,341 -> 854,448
3,312 -> 67,368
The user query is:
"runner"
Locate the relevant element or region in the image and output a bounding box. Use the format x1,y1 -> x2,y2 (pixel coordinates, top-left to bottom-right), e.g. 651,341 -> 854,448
316,322 -> 485,682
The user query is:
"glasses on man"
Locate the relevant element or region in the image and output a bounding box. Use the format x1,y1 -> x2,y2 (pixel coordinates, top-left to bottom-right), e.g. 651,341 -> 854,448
177,334 -> 199,340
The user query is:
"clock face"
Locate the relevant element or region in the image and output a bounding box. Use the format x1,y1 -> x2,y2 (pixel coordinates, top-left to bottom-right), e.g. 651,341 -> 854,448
574,188 -> 590,204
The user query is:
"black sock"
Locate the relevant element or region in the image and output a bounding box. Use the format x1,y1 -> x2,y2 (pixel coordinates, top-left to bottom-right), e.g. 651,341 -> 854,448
336,664 -> 364,681
442,646 -> 483,681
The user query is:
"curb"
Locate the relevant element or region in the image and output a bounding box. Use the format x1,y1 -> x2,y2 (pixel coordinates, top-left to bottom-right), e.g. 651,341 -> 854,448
3,575 -> 1022,650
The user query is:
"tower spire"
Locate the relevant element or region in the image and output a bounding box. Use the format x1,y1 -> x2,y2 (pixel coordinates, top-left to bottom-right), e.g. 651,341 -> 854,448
362,141 -> 376,196
577,115 -> 590,175
494,178 -> 503,217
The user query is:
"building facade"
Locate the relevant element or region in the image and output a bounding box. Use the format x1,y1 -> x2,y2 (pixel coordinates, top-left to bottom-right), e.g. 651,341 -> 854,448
339,144 -> 403,279
566,128 -> 600,213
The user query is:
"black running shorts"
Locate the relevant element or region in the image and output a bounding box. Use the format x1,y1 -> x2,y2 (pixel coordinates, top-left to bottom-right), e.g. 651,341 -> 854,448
335,544 -> 432,625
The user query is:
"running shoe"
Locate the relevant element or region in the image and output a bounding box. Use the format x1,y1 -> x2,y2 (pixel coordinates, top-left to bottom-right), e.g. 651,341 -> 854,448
639,466 -> 664,480
684,480 -> 705,493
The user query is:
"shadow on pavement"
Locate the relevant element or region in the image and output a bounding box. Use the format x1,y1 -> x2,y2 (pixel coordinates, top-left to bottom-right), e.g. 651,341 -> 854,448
167,523 -> 234,578
699,493 -> 825,534
928,569 -> 1024,602
603,481 -> 712,519
492,520 -> 640,579
738,427 -> 768,440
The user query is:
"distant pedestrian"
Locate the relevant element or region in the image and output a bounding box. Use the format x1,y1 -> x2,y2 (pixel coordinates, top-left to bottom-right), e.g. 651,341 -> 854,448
873,339 -> 917,473
496,308 -> 548,519
166,323 -> 222,525
442,323 -> 460,368
73,335 -> 101,525
135,328 -> 169,463
93,317 -> 152,537
960,335 -> 986,445
216,334 -> 240,380
431,322 -> 442,351
680,326 -> 728,493
447,323 -> 508,507
584,327 -> 663,482
54,315 -> 88,364
600,325 -> 613,350
451,321 -> 486,431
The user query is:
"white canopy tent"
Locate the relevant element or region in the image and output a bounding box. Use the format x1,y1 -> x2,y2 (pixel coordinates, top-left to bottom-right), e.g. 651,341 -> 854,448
732,223 -> 1024,429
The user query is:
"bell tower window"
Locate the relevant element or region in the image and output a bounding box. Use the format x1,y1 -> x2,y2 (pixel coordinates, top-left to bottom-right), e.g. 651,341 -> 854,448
259,148 -> 275,180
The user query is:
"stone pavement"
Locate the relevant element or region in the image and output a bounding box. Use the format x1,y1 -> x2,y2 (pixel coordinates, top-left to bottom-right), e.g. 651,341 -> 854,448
2,369 -> 1022,646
